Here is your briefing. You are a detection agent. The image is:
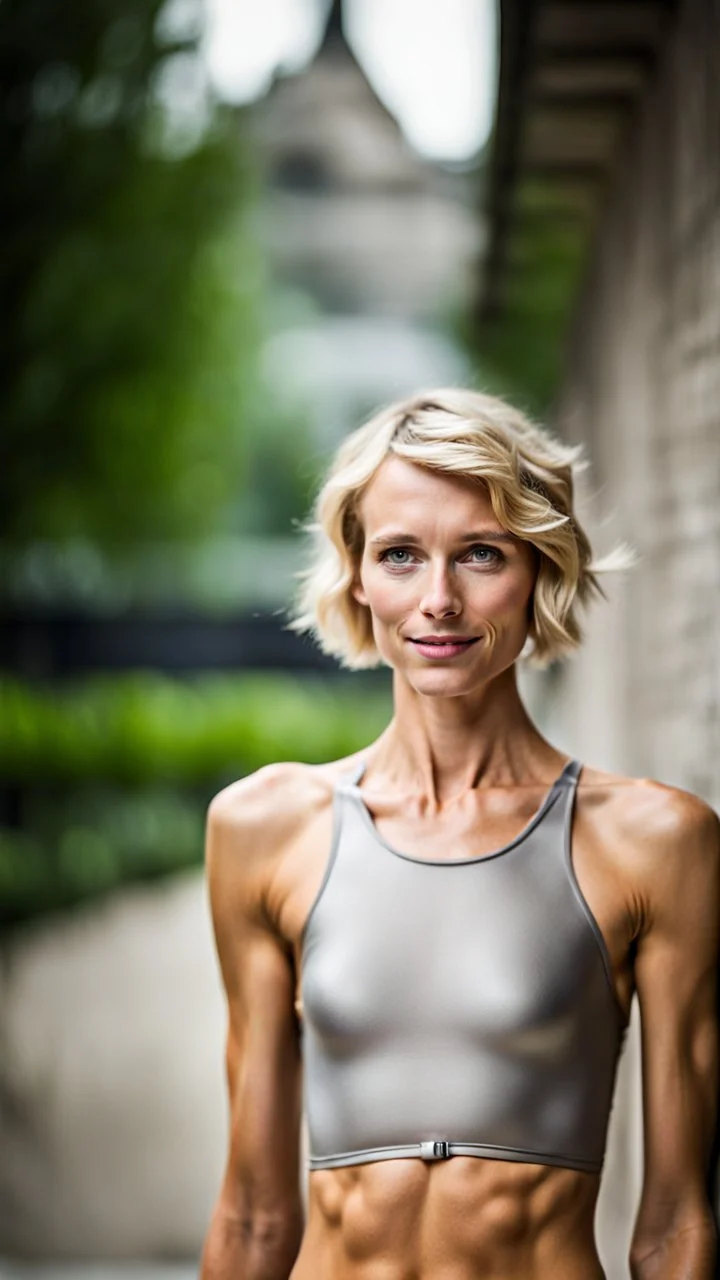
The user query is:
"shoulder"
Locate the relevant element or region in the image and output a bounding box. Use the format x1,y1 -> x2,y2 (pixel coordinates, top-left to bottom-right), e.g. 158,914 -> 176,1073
205,760 -> 357,939
583,764 -> 717,847
206,756 -> 362,880
579,763 -> 719,900
208,760 -> 326,835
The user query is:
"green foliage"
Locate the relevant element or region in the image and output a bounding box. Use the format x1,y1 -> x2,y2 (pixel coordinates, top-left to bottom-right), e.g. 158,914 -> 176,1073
0,0 -> 262,546
0,671 -> 391,926
237,401 -> 325,538
0,787 -> 205,924
0,672 -> 392,784
466,179 -> 591,415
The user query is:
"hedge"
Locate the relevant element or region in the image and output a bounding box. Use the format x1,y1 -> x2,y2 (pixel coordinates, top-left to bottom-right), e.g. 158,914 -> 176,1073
0,672 -> 392,784
0,672 -> 391,925
0,786 -> 206,923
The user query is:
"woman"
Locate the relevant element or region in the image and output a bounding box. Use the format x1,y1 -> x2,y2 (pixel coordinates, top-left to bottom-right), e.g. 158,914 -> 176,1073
201,389 -> 718,1280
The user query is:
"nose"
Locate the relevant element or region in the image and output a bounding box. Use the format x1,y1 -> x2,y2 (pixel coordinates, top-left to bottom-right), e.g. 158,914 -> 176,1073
418,560 -> 461,619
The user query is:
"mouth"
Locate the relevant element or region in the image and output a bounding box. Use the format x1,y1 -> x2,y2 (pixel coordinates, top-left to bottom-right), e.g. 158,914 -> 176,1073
408,637 -> 479,659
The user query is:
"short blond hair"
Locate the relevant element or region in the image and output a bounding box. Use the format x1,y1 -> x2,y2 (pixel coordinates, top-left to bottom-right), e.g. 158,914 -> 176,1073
289,388 -> 626,669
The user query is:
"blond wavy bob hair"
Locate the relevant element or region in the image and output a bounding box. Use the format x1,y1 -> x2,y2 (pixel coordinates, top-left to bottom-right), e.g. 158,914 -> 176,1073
289,388 -> 626,669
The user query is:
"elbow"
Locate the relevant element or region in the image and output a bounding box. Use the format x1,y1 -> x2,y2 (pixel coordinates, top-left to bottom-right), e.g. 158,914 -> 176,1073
201,1198 -> 304,1280
629,1212 -> 717,1279
244,1204 -> 305,1258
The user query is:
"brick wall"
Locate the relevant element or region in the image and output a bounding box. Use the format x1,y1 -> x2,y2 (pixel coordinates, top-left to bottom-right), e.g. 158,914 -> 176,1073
558,0 -> 720,798
551,0 -> 720,1273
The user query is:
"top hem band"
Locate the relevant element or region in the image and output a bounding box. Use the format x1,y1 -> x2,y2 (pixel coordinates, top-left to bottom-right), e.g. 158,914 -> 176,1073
308,1141 -> 602,1175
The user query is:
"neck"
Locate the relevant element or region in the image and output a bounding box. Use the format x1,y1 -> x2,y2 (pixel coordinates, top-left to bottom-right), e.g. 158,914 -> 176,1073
370,665 -> 561,805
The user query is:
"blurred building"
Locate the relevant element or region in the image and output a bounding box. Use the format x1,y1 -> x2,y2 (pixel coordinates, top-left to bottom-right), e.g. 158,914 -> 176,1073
249,0 -> 481,443
481,0 -> 720,1275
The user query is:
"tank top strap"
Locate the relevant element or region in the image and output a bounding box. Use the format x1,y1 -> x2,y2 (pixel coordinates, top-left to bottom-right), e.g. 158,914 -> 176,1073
554,757 -> 582,788
331,760 -> 368,834
335,757 -> 367,793
543,757 -> 582,848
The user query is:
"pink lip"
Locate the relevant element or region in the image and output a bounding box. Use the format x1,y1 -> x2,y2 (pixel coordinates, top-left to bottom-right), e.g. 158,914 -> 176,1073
414,635 -> 475,643
408,637 -> 479,659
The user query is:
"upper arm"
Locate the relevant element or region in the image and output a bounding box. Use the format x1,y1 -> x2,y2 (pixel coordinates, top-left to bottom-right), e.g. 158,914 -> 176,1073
632,791 -> 720,1242
206,773 -> 304,1222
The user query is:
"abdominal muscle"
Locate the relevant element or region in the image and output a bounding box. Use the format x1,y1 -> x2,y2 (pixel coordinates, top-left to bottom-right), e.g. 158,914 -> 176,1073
290,1156 -> 604,1280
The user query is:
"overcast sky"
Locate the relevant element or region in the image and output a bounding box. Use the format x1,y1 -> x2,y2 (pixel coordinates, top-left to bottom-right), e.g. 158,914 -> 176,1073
201,0 -> 497,162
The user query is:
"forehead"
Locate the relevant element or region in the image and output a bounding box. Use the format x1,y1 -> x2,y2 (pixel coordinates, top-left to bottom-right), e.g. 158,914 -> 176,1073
358,455 -> 500,532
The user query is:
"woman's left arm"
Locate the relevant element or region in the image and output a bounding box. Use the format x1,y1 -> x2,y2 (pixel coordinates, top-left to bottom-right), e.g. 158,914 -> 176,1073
630,791 -> 720,1280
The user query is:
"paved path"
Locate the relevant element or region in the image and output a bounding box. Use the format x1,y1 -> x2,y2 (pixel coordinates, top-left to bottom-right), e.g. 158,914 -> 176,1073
0,873 -> 226,1257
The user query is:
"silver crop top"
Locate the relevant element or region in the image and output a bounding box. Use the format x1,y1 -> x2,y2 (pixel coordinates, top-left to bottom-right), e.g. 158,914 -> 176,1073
300,758 -> 625,1175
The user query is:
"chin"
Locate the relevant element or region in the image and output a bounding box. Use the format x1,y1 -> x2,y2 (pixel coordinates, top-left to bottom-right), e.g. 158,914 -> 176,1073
402,666 -> 487,696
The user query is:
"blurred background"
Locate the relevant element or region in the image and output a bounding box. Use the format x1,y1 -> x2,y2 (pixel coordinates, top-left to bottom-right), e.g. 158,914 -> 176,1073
1,0 -> 718,1277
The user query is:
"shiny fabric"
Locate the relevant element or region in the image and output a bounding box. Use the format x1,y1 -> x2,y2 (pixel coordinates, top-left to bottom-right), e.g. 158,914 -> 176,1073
301,759 -> 625,1174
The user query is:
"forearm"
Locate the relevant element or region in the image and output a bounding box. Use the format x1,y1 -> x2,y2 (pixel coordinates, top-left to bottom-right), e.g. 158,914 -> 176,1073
200,1200 -> 304,1280
629,1215 -> 717,1280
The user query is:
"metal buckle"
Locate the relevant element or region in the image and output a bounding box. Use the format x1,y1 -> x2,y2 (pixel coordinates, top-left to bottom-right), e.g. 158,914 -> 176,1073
420,1139 -> 451,1161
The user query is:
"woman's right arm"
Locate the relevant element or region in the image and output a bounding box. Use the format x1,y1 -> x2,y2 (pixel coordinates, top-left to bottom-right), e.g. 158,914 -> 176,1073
200,772 -> 305,1280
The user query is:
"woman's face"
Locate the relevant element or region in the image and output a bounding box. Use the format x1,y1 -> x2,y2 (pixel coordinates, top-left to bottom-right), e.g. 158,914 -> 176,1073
352,456 -> 538,694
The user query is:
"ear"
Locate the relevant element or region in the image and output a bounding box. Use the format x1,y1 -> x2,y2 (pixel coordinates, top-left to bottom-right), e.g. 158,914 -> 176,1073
351,576 -> 368,607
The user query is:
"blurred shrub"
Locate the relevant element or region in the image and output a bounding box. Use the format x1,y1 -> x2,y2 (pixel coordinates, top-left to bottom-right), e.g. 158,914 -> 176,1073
0,786 -> 205,924
0,672 -> 391,783
0,672 -> 391,925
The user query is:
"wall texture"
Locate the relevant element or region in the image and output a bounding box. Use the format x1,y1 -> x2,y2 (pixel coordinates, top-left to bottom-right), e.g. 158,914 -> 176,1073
558,0 -> 720,799
552,0 -> 720,1272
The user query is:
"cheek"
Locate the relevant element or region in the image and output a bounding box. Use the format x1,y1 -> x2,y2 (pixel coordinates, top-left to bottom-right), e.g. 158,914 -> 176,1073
361,574 -> 410,621
464,562 -> 535,622
487,575 -> 534,616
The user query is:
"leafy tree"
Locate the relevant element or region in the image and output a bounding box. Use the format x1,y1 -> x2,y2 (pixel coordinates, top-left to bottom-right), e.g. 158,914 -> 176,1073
0,0 -> 262,546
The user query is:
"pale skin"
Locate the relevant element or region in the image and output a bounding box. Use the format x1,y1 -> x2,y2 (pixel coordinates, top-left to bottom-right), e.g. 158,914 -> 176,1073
201,456 -> 719,1280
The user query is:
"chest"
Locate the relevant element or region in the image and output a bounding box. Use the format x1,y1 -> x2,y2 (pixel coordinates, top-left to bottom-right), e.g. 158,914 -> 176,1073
281,786 -> 635,1026
301,835 -> 606,1047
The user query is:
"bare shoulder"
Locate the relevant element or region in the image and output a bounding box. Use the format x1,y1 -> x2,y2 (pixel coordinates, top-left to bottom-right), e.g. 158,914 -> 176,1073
208,760 -> 328,840
206,756 -> 363,882
579,761 -> 720,882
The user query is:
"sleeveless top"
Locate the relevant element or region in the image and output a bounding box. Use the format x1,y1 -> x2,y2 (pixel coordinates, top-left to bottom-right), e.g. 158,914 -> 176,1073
300,758 -> 625,1175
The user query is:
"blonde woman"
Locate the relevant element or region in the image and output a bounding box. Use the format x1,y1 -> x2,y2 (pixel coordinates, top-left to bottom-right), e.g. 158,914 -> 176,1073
201,390 -> 718,1280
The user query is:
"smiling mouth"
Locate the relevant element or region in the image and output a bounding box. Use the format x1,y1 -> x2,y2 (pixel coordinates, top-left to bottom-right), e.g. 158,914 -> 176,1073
410,637 -> 478,646
408,637 -> 479,654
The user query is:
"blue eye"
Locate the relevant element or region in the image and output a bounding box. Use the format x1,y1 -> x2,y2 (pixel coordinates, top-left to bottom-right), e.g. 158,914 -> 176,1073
377,544 -> 503,569
468,545 -> 500,563
381,548 -> 413,565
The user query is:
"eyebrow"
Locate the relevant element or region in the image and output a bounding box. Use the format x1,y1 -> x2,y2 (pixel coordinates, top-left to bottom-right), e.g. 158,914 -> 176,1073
369,530 -> 519,547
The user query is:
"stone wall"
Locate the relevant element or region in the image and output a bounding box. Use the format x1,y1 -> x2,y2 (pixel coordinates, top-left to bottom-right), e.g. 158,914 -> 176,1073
551,0 -> 720,1270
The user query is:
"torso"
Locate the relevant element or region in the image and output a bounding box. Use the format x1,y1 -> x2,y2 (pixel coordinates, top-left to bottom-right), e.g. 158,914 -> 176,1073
260,755 -> 649,1280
